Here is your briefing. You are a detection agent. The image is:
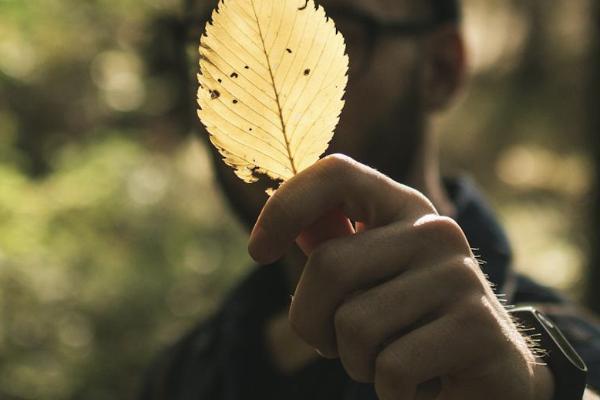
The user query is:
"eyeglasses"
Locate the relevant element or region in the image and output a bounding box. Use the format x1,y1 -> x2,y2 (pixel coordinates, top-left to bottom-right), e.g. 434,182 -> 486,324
181,5 -> 438,81
326,7 -> 437,77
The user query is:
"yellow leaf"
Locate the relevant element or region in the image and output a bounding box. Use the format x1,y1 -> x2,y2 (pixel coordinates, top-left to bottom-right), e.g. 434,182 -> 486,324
197,0 -> 348,190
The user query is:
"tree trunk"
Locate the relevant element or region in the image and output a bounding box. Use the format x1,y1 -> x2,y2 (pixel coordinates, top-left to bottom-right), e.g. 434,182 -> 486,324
585,0 -> 600,313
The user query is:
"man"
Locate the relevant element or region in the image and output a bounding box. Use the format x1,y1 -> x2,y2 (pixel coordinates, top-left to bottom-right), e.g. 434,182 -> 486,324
140,0 -> 600,398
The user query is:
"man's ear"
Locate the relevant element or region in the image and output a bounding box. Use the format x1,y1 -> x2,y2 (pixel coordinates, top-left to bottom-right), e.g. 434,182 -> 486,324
421,24 -> 466,111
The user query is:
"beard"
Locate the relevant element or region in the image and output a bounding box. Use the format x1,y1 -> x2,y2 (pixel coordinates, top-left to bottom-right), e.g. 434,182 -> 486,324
362,87 -> 425,184
328,67 -> 426,185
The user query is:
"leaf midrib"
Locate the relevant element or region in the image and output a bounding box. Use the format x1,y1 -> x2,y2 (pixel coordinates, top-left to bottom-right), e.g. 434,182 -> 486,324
249,0 -> 298,175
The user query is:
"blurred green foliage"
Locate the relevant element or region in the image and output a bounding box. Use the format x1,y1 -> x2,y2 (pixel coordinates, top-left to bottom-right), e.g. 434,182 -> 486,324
0,1 -> 249,398
0,134 -> 250,399
0,0 -> 598,398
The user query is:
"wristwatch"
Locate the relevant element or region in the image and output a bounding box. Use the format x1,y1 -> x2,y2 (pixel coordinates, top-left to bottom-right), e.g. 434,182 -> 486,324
508,306 -> 588,400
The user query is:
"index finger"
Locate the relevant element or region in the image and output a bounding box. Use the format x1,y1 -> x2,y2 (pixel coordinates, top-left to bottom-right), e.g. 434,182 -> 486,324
248,154 -> 437,264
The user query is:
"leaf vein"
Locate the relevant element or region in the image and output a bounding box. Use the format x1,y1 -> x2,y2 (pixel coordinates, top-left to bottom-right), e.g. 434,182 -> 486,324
288,33 -> 341,145
202,68 -> 289,149
208,123 -> 293,174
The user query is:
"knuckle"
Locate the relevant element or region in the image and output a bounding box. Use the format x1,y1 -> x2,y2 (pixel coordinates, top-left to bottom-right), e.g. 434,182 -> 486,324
406,187 -> 437,211
374,379 -> 397,400
420,215 -> 462,239
288,297 -> 309,338
447,256 -> 487,293
341,363 -> 370,383
346,367 -> 372,384
318,154 -> 358,182
307,242 -> 345,283
345,362 -> 373,383
288,305 -> 327,352
375,350 -> 401,382
321,153 -> 355,171
414,215 -> 469,252
334,300 -> 378,382
455,294 -> 500,335
338,344 -> 373,382
288,302 -> 319,351
464,295 -> 509,356
334,300 -> 374,353
374,351 -> 409,399
453,294 -> 481,324
333,301 -> 356,334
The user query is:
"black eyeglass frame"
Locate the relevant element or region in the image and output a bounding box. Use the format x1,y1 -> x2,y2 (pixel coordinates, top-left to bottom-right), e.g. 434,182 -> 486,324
326,6 -> 441,76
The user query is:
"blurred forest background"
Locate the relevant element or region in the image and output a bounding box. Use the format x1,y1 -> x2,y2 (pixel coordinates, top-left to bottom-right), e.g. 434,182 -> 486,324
0,0 -> 599,398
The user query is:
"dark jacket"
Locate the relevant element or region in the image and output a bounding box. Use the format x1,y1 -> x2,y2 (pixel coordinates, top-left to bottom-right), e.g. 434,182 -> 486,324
139,178 -> 600,399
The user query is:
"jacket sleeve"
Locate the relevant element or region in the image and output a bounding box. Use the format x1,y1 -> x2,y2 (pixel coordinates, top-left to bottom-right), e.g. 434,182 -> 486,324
137,315 -> 223,400
512,274 -> 600,392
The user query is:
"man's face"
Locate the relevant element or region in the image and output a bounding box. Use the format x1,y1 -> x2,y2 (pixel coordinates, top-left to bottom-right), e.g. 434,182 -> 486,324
211,0 -> 438,227
321,0 -> 431,177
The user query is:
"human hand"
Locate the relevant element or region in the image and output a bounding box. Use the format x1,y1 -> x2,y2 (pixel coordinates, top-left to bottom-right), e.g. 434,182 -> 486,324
248,154 -> 554,400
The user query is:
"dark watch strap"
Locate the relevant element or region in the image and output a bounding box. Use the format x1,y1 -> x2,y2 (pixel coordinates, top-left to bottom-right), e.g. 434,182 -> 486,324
508,306 -> 588,400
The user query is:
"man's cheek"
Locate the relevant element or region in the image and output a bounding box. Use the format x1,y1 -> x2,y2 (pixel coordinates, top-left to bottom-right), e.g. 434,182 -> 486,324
373,39 -> 422,92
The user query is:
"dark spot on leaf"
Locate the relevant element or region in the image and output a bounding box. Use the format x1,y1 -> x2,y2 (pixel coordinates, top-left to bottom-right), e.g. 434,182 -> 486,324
217,78 -> 222,83
286,48 -> 292,53
233,99 -> 238,104
211,90 -> 220,99
199,83 -> 203,88
249,128 -> 253,131
230,72 -> 238,78
298,0 -> 308,10
244,65 -> 249,69
304,68 -> 310,76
